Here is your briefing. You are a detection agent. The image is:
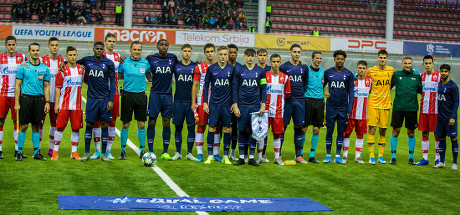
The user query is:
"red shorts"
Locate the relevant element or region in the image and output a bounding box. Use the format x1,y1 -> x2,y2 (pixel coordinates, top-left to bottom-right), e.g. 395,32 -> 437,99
112,94 -> 120,118
418,113 -> 437,132
269,117 -> 284,134
345,118 -> 367,135
56,109 -> 83,130
0,96 -> 17,120
196,105 -> 208,126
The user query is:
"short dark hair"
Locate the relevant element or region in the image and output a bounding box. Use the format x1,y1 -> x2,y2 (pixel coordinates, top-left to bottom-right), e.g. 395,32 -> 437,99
257,48 -> 268,55
105,33 -> 116,41
377,49 -> 388,57
181,44 -> 192,50
48,37 -> 59,45
357,60 -> 367,67
130,41 -> 142,49
4,36 -> 16,44
423,55 -> 434,63
244,48 -> 256,56
440,64 -> 451,71
28,42 -> 40,51
217,45 -> 228,52
157,39 -> 169,45
227,43 -> 238,51
333,50 -> 347,59
66,46 -> 77,53
270,53 -> 281,61
311,51 -> 322,59
94,41 -> 105,47
204,43 -> 215,52
290,44 -> 301,51
402,56 -> 412,62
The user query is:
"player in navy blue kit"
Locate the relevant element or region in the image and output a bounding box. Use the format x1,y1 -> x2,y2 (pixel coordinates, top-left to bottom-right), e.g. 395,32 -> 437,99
279,44 -> 308,163
256,48 -> 271,163
78,42 -> 116,162
433,64 -> 459,171
227,44 -> 243,161
202,45 -> 235,164
232,48 -> 267,166
145,39 -> 178,161
172,44 -> 198,161
323,50 -> 354,164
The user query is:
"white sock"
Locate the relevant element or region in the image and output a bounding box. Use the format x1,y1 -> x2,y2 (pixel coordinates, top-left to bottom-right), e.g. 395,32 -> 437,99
49,126 -> 56,149
196,132 -> 204,154
71,131 -> 79,152
355,138 -> 363,158
107,126 -> 115,151
343,138 -> 350,157
14,129 -> 18,150
249,154 -> 254,159
213,133 -> 220,155
257,140 -> 264,159
53,131 -> 63,151
273,138 -> 281,159
422,140 -> 429,160
0,130 -> 3,151
93,127 -> 101,152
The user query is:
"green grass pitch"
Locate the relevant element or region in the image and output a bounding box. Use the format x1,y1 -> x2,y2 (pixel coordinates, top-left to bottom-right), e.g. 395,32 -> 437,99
0,83 -> 459,215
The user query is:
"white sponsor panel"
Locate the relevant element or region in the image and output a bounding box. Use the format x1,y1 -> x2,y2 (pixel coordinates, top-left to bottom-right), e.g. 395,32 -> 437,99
331,38 -> 403,54
176,31 -> 255,47
12,25 -> 94,41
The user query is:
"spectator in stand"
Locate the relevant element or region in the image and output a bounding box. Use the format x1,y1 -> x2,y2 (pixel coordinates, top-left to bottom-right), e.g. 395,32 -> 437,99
57,10 -> 65,24
228,18 -> 234,30
144,15 -> 151,24
95,10 -> 103,24
100,0 -> 107,10
39,8 -> 46,23
76,10 -> 87,24
115,3 -> 123,26
312,27 -> 320,36
151,13 -> 158,25
90,0 -> 97,9
209,16 -> 216,28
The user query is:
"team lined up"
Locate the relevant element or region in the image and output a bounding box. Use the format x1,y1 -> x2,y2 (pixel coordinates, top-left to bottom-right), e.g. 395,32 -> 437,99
0,35 -> 457,170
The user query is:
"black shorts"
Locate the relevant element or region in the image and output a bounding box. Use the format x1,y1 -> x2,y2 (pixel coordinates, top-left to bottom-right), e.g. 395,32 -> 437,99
391,111 -> 418,130
121,91 -> 148,122
305,97 -> 324,127
19,94 -> 44,126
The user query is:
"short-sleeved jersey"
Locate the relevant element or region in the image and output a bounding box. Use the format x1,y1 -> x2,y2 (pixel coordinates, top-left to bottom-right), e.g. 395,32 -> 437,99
40,55 -> 65,103
0,52 -> 28,97
16,61 -> 50,96
350,77 -> 372,120
55,64 -> 84,110
305,65 -> 325,99
279,61 -> 308,100
119,57 -> 151,93
437,80 -> 459,120
265,71 -> 291,118
420,70 -> 441,114
324,67 -> 354,113
260,65 -> 271,72
365,65 -> 395,109
174,61 -> 197,102
203,63 -> 234,106
104,51 -> 121,96
232,65 -> 267,106
77,56 -> 115,100
146,53 -> 178,94
193,61 -> 213,105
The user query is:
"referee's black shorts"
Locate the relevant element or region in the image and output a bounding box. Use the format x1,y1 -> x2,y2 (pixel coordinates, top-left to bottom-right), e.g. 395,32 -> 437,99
305,97 -> 325,128
391,110 -> 418,130
121,91 -> 147,122
19,94 -> 44,126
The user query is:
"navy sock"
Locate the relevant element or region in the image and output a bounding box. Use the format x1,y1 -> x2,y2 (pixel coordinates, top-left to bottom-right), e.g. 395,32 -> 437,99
326,127 -> 334,155
147,125 -> 155,153
249,137 -> 256,157
439,139 -> 447,163
294,127 -> 302,157
101,127 -> 108,153
452,139 -> 458,164
336,123 -> 345,156
162,126 -> 171,154
280,132 -> 285,156
231,129 -> 238,150
207,131 -> 215,157
262,136 -> 267,156
223,132 -> 231,156
84,126 -> 93,153
174,125 -> 183,154
238,131 -> 246,157
186,126 -> 195,154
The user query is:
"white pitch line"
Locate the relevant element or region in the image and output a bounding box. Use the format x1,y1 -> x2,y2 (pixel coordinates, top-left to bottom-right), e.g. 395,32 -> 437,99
82,96 -> 209,215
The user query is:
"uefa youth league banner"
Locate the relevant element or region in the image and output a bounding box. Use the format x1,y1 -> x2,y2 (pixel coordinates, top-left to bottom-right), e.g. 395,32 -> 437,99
175,31 -> 255,47
330,38 -> 403,54
403,42 -> 460,57
12,25 -> 95,41
255,34 -> 330,51
94,28 -> 176,44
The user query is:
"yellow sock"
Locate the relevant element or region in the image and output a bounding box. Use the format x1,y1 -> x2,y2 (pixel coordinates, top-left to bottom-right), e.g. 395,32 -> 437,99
367,134 -> 375,144
368,143 -> 375,158
378,135 -> 386,157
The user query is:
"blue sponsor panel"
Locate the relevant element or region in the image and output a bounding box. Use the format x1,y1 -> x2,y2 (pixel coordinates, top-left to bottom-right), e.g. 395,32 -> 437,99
403,42 -> 460,57
58,196 -> 332,212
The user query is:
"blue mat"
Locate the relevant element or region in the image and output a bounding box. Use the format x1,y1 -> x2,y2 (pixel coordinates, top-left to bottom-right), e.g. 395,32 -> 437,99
58,196 -> 332,212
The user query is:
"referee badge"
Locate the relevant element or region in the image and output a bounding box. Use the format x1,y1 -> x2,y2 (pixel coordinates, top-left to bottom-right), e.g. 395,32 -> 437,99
38,74 -> 43,80
140,68 -> 146,74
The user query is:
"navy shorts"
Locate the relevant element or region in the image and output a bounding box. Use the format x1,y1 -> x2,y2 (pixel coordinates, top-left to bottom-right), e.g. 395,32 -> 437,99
237,105 -> 260,131
325,107 -> 348,129
435,119 -> 458,138
148,92 -> 173,119
284,99 -> 305,126
86,97 -> 113,123
208,104 -> 232,128
173,101 -> 195,126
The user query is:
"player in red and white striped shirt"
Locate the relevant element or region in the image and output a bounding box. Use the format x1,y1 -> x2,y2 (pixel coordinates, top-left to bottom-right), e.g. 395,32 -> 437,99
191,43 -> 216,162
51,46 -> 84,161
416,55 -> 441,165
40,37 -> 65,157
0,36 -> 27,159
343,61 -> 371,164
265,54 -> 291,165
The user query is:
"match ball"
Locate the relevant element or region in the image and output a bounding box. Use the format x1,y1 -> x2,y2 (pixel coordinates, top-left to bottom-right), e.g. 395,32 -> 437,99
142,152 -> 157,167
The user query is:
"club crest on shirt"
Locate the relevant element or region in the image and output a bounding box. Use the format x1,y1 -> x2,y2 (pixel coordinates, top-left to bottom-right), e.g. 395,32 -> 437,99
38,74 -> 43,80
